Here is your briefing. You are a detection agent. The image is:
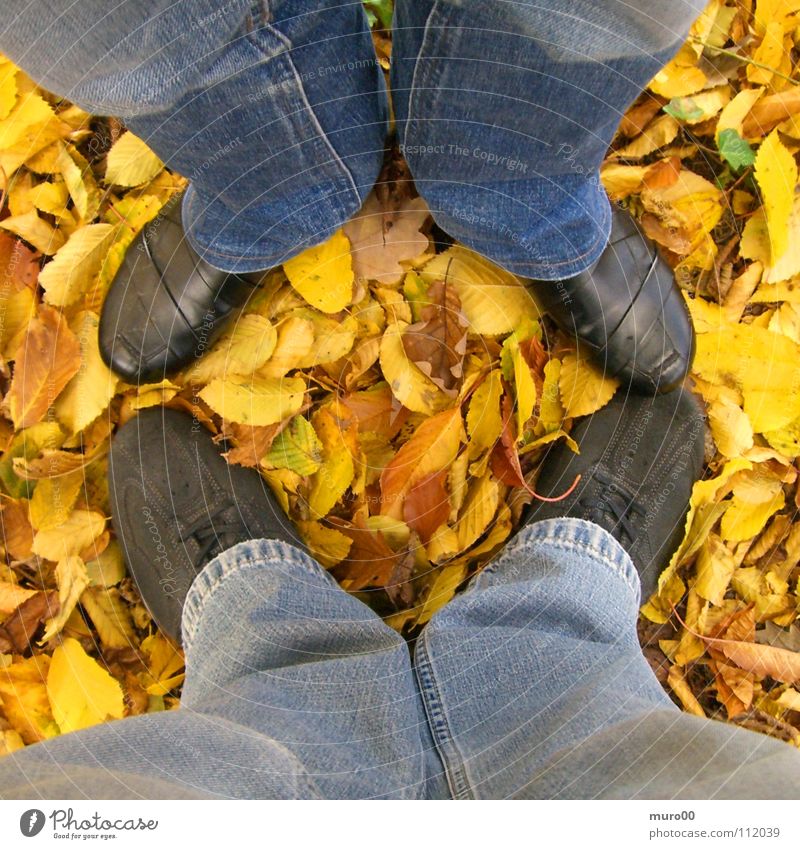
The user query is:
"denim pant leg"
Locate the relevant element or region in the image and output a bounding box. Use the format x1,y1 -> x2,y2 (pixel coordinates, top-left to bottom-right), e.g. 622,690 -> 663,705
0,1 -> 388,272
0,541 -> 448,800
416,518 -> 800,799
392,0 -> 706,279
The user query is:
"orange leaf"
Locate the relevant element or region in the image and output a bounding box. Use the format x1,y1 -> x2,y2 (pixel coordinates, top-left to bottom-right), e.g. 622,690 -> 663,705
403,470 -> 451,545
5,305 -> 81,428
380,407 -> 464,519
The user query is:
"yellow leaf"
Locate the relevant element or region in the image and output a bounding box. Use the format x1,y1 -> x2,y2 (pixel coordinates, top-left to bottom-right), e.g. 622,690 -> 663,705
539,358 -> 564,432
455,475 -> 500,552
558,350 -> 619,418
128,379 -> 181,411
0,655 -> 58,743
294,310 -> 357,367
614,115 -> 680,159
40,556 -> 90,643
105,131 -> 164,187
186,314 -> 277,384
199,374 -> 305,426
32,510 -> 106,562
0,60 -> 17,121
308,408 -> 356,518
417,562 -> 468,626
764,193 -> 800,283
81,586 -> 135,650
658,457 -> 753,594
0,286 -> 37,361
56,143 -> 100,222
28,471 -> 83,531
264,415 -> 323,475
0,93 -> 66,176
0,210 -> 64,255
648,44 -> 707,98
754,130 -> 797,262
502,335 -> 537,437
695,535 -> 736,606
421,246 -> 538,335
667,665 -> 706,717
381,407 -> 464,520
0,581 -> 36,616
140,633 -> 185,696
694,324 -> 800,432
707,397 -> 754,458
47,637 -> 124,733
748,20 -> 785,85
39,225 -> 115,307
54,311 -> 118,433
600,162 -> 649,201
258,316 -> 315,378
721,490 -> 785,542
466,369 -> 503,459
717,87 -> 765,141
85,541 -> 126,588
28,180 -> 70,218
283,229 -> 354,313
380,319 -> 446,415
296,520 -> 352,568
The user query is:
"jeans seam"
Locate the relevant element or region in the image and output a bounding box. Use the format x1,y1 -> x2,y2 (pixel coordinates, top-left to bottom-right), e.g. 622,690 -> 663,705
414,630 -> 473,800
402,0 -> 444,152
252,15 -> 362,211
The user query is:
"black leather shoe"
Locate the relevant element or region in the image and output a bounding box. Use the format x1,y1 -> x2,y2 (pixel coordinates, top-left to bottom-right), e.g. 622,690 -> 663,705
99,195 -> 263,384
526,388 -> 705,600
109,407 -> 301,643
527,209 -> 695,395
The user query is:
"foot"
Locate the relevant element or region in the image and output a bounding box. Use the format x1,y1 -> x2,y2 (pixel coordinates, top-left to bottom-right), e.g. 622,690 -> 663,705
99,195 -> 263,384
527,209 -> 695,395
109,407 -> 300,643
526,388 -> 705,600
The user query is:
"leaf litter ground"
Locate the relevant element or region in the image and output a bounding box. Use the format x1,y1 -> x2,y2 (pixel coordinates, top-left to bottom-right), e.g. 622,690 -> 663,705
1,0 -> 800,754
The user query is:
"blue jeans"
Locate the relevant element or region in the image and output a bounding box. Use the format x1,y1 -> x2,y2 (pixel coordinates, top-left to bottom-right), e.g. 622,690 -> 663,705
1,519 -> 799,800
2,0 -> 706,276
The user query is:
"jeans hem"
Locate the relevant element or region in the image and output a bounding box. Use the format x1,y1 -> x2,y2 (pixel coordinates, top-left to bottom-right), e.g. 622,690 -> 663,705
181,537 -> 326,650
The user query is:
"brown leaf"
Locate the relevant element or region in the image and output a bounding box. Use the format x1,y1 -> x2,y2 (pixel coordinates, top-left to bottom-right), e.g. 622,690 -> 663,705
639,213 -> 692,255
329,516 -> 401,591
337,385 -> 409,438
401,279 -> 468,396
4,305 -> 81,428
706,638 -> 800,684
0,590 -> 60,654
343,192 -> 430,284
490,391 -> 529,489
742,89 -> 800,139
403,470 -> 451,545
0,498 -> 35,560
642,156 -> 682,191
618,97 -> 664,139
222,422 -> 280,467
0,233 -> 40,291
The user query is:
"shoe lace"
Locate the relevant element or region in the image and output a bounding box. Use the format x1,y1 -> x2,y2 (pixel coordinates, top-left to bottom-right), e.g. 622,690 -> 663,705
179,501 -> 250,568
576,469 -> 646,544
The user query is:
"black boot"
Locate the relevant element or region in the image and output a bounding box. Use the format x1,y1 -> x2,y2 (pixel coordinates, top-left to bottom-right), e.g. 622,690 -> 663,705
527,209 -> 695,395
526,388 -> 705,600
99,195 -> 263,383
109,408 -> 300,643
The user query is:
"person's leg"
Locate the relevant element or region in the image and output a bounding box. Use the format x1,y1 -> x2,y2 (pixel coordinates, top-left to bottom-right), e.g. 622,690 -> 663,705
1,0 -> 388,273
391,0 -> 705,280
0,539 -> 447,799
415,518 -> 800,799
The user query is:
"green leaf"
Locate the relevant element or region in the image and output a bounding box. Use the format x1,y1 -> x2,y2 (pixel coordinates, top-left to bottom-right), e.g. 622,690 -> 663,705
363,0 -> 393,29
263,416 -> 323,476
663,97 -> 704,122
718,128 -> 756,172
